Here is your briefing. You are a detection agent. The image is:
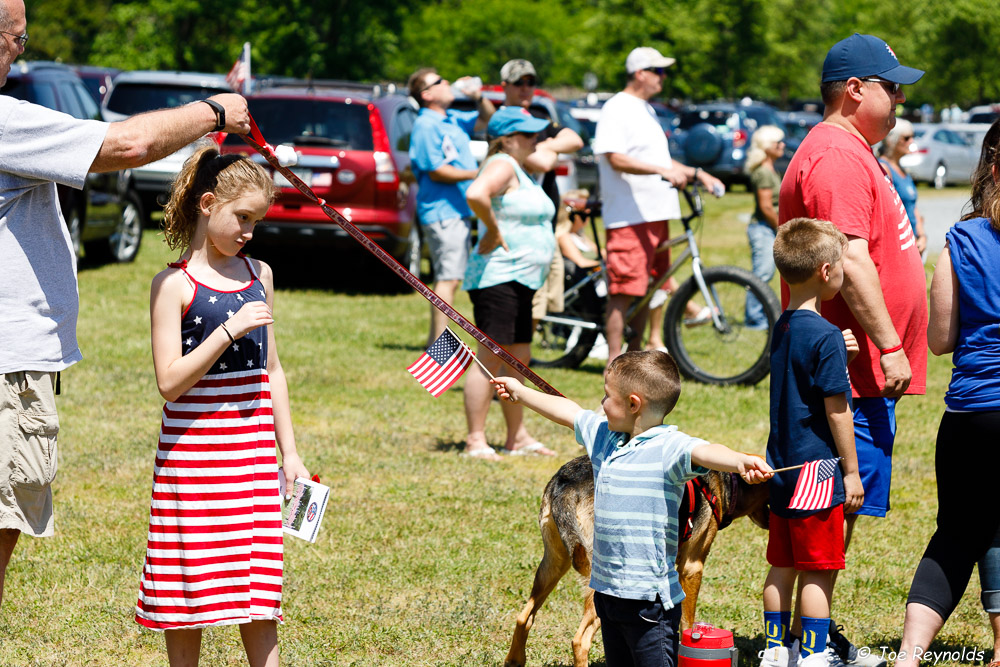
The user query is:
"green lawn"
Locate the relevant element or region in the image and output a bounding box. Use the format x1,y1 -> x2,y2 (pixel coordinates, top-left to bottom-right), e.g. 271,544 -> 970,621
0,190 -> 989,666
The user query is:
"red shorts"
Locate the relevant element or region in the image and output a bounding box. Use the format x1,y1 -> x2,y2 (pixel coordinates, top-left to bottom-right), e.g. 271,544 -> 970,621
766,505 -> 845,571
606,220 -> 671,297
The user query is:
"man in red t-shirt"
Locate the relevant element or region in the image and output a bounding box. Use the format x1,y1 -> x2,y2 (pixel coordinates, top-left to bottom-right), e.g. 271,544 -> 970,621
777,33 -> 927,667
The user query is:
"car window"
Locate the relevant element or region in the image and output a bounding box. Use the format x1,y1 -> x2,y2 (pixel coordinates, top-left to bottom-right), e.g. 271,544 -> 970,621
969,112 -> 999,124
932,130 -> 948,143
390,105 -> 415,152
744,108 -> 780,131
224,98 -> 374,151
913,129 -> 927,139
678,110 -> 732,131
2,78 -> 58,108
73,81 -> 101,120
106,82 -> 229,115
56,81 -> 86,119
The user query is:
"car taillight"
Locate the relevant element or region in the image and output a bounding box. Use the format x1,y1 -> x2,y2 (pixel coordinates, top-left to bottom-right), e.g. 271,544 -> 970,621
915,148 -> 929,154
369,104 -> 399,190
733,129 -> 747,148
555,160 -> 571,177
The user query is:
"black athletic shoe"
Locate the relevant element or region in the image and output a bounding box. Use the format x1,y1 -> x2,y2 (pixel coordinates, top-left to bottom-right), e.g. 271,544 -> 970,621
827,620 -> 886,667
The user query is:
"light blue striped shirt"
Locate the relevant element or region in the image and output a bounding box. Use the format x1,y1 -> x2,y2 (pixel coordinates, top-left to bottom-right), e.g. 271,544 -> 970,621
575,410 -> 708,604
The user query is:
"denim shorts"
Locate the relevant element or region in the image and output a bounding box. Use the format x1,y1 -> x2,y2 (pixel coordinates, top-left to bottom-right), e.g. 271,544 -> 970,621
594,591 -> 682,667
1,371 -> 60,537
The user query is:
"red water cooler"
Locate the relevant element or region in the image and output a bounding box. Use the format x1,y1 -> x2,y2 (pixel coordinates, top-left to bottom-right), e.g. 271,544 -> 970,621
678,623 -> 738,667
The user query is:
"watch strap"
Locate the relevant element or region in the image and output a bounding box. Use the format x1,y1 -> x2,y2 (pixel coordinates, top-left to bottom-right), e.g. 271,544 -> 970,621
201,99 -> 226,132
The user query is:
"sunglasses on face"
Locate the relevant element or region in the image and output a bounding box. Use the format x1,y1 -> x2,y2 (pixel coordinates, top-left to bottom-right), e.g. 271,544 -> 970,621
862,77 -> 901,95
511,77 -> 536,87
1,30 -> 28,48
421,76 -> 444,93
644,67 -> 667,76
900,134 -> 913,140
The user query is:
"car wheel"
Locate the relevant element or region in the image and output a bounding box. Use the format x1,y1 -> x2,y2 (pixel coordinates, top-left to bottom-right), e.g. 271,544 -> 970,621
86,192 -> 143,263
933,162 -> 947,189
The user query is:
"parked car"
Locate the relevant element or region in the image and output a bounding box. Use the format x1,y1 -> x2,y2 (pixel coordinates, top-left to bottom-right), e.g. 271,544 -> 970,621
967,104 -> 1000,125
901,123 -> 979,189
450,86 -> 579,194
71,64 -> 120,105
1,61 -> 141,263
671,100 -> 784,185
776,110 -> 822,173
219,83 -> 421,272
102,70 -> 234,222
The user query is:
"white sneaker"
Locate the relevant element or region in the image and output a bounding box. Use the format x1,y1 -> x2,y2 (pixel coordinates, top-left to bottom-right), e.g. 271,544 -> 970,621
760,646 -> 792,667
800,647 -> 848,667
588,333 -> 609,360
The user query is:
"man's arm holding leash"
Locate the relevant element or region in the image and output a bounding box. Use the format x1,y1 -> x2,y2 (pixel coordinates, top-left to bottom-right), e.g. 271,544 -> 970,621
491,376 -> 582,429
691,445 -> 773,484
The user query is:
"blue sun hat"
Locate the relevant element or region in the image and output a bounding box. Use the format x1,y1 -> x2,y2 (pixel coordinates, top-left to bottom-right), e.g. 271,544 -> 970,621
487,106 -> 550,138
822,33 -> 924,84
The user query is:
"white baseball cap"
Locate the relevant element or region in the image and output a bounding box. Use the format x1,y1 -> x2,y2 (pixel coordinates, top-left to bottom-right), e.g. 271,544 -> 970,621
626,47 -> 676,74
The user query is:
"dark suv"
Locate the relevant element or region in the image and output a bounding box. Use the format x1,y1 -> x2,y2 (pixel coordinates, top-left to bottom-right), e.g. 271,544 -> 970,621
672,101 -> 784,185
220,83 -> 420,271
1,61 -> 141,263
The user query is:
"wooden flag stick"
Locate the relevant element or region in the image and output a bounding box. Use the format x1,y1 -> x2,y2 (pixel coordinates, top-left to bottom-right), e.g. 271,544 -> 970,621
449,328 -> 495,380
770,457 -> 842,474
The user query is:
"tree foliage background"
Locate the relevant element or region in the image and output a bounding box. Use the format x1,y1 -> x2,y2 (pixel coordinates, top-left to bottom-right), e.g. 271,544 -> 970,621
22,0 -> 1000,107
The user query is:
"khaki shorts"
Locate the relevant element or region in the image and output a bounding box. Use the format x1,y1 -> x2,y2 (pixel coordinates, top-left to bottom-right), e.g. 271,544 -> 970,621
531,248 -> 565,320
1,372 -> 59,537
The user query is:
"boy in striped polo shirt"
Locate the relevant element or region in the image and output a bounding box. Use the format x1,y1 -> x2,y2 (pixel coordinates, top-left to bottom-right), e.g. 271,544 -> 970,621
492,351 -> 772,666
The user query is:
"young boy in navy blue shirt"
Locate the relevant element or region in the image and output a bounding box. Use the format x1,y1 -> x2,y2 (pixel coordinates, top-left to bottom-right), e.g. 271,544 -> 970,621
760,218 -> 864,667
490,351 -> 772,667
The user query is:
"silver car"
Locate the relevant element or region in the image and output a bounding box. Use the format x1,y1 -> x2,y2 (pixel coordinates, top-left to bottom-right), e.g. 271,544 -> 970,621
901,123 -> 980,189
102,70 -> 234,221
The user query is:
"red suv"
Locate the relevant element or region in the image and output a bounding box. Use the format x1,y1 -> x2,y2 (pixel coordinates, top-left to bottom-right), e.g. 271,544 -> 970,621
221,83 -> 419,271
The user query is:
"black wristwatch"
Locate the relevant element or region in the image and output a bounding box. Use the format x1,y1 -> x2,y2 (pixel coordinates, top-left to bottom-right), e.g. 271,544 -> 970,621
201,99 -> 226,132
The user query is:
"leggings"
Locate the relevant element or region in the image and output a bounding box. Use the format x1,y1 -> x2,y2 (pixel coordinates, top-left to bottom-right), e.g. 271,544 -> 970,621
906,410 -> 1000,620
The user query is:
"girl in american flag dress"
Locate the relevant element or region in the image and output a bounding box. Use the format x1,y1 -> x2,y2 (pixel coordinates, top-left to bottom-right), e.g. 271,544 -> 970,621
136,146 -> 309,666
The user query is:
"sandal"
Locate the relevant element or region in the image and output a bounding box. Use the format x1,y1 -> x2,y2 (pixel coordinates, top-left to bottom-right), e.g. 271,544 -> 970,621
461,446 -> 502,461
683,306 -> 714,328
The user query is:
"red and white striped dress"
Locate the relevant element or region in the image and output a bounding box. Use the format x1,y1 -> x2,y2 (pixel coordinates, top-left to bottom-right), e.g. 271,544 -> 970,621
136,259 -> 283,630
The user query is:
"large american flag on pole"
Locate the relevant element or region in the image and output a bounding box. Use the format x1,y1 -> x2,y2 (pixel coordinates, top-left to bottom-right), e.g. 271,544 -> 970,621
407,329 -> 474,397
226,42 -> 252,95
788,458 -> 839,511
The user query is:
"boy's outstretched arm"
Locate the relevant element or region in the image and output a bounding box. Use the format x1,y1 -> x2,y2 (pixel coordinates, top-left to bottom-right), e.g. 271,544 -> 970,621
491,376 -> 584,429
825,393 -> 864,513
691,444 -> 774,484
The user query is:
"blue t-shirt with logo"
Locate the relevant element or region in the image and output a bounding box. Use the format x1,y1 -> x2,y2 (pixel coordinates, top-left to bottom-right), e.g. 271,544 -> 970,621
409,107 -> 480,224
767,309 -> 851,517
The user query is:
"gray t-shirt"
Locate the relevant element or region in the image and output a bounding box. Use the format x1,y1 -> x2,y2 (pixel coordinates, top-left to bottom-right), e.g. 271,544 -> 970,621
0,97 -> 109,373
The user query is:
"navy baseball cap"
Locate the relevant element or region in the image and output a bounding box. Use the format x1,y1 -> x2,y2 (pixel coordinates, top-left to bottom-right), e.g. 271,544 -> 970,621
487,106 -> 550,138
822,33 -> 924,84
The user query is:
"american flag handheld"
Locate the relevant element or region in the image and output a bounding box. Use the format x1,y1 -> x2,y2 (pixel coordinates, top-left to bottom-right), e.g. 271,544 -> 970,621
788,458 -> 841,511
407,329 -> 477,397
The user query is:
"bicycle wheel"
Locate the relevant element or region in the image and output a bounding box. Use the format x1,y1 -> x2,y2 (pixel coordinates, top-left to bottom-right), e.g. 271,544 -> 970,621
531,277 -> 606,369
663,265 -> 780,385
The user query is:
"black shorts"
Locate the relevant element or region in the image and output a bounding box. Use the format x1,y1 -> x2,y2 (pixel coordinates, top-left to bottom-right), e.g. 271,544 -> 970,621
468,281 -> 536,345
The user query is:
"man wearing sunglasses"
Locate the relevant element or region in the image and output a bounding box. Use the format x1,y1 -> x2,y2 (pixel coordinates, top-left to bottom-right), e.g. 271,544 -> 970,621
593,46 -> 724,367
407,67 -> 495,346
0,0 -> 254,611
776,33 -> 927,667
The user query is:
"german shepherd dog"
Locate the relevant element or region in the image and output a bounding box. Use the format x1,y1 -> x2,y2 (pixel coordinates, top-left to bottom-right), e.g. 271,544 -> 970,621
504,455 -> 770,667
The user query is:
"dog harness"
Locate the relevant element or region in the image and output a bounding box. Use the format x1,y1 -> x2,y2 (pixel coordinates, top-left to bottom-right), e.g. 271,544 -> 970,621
679,475 -> 739,544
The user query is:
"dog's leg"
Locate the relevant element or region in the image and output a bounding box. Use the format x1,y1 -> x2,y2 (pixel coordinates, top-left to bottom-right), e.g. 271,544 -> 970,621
676,522 -> 717,630
505,516 -> 572,667
572,586 -> 601,667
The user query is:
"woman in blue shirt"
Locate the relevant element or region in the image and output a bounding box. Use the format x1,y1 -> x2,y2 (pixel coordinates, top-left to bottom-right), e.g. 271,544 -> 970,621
878,119 -> 928,260
460,107 -> 557,460
897,119 -> 1000,667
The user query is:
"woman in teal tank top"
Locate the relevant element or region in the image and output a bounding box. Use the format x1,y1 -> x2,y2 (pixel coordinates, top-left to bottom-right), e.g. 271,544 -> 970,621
461,107 -> 558,460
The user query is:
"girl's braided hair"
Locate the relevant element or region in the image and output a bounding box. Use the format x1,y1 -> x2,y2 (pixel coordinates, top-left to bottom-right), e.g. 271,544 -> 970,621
962,118 -> 1000,232
162,143 -> 276,250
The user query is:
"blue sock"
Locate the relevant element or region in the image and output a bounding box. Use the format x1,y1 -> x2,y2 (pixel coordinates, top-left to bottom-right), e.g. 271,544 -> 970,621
764,611 -> 787,650
800,616 -> 830,658
781,611 -> 794,647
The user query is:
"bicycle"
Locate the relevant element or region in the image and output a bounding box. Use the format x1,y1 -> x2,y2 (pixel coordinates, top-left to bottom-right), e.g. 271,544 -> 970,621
531,183 -> 781,386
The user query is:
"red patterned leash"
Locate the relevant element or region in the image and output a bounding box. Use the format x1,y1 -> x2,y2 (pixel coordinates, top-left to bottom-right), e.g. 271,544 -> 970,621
239,116 -> 562,396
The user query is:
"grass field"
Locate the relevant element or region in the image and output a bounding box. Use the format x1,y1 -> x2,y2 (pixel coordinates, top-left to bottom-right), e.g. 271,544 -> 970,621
0,189 -> 991,666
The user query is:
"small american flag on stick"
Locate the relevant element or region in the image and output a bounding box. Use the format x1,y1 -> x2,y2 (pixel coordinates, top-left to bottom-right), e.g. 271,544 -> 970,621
788,458 -> 840,511
408,329 -> 475,397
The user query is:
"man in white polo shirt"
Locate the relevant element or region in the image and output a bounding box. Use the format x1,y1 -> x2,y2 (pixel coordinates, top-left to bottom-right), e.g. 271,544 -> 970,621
594,47 -> 723,366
